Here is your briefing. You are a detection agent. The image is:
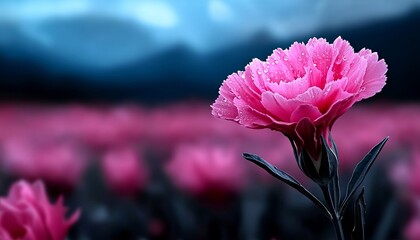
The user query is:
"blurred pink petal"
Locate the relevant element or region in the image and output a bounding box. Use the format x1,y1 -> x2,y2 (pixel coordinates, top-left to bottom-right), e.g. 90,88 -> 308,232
0,180 -> 79,240
166,143 -> 247,201
100,147 -> 148,196
1,139 -> 88,188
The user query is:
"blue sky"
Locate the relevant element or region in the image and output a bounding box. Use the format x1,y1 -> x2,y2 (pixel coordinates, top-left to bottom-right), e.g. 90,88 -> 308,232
0,0 -> 419,68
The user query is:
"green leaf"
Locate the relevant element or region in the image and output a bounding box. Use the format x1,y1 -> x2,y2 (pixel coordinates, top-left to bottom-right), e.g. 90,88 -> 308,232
352,189 -> 366,240
243,152 -> 332,219
318,136 -> 338,186
299,149 -> 320,182
325,135 -> 340,208
329,174 -> 340,209
340,137 -> 389,215
329,131 -> 339,158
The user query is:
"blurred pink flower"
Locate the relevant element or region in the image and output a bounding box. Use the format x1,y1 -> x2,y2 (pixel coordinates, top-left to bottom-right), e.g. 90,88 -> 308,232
333,106 -> 394,170
166,143 -> 246,200
212,37 -> 387,159
407,150 -> 420,196
405,200 -> 420,240
0,180 -> 79,240
69,106 -> 145,150
145,104 -> 229,153
100,147 -> 148,196
1,139 -> 88,188
406,216 -> 420,240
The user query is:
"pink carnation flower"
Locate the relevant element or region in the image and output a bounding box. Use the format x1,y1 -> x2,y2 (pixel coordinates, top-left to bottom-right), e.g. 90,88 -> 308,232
212,37 -> 387,159
1,139 -> 88,188
165,143 -> 246,201
0,180 -> 79,240
100,147 -> 148,196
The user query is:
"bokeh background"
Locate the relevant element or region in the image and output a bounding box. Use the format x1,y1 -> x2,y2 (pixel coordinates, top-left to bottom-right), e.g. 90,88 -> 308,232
0,1 -> 419,239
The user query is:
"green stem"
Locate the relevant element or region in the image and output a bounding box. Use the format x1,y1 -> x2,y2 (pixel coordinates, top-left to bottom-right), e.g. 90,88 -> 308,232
321,186 -> 345,240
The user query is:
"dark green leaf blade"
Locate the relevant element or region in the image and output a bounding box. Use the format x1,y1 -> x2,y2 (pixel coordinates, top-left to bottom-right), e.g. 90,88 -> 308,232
352,188 -> 366,240
329,131 -> 339,158
340,137 -> 389,214
243,152 -> 332,219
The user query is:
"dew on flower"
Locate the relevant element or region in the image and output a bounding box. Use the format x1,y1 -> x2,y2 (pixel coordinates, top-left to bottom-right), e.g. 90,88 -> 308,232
209,36 -> 389,240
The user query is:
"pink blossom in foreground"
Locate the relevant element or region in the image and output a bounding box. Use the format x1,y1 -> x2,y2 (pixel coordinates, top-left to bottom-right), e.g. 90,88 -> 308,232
100,147 -> 148,196
0,180 -> 79,240
166,143 -> 246,200
212,37 -> 387,159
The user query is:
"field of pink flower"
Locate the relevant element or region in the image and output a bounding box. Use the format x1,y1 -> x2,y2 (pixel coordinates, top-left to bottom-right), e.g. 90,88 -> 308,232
0,102 -> 418,239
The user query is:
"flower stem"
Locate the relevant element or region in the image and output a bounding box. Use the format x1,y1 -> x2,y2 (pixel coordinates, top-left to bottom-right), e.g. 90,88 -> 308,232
321,186 -> 345,240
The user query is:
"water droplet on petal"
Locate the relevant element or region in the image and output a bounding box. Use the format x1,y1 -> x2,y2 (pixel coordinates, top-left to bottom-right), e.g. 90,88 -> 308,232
257,70 -> 262,75
361,87 -> 366,91
274,60 -> 279,64
284,57 -> 289,61
263,68 -> 268,73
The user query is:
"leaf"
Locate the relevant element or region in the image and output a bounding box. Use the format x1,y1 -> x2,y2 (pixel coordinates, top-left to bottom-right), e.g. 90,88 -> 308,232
352,189 -> 366,240
329,131 -> 339,158
318,136 -> 338,185
288,137 -> 299,166
323,135 -> 340,208
329,174 -> 340,209
299,148 -> 320,182
243,152 -> 332,219
340,137 -> 389,215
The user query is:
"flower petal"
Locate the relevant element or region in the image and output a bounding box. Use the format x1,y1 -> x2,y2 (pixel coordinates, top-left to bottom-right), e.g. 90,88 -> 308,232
261,91 -> 302,122
233,98 -> 273,128
358,50 -> 388,100
290,104 -> 322,122
266,76 -> 310,99
331,37 -> 355,81
266,49 -> 296,83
